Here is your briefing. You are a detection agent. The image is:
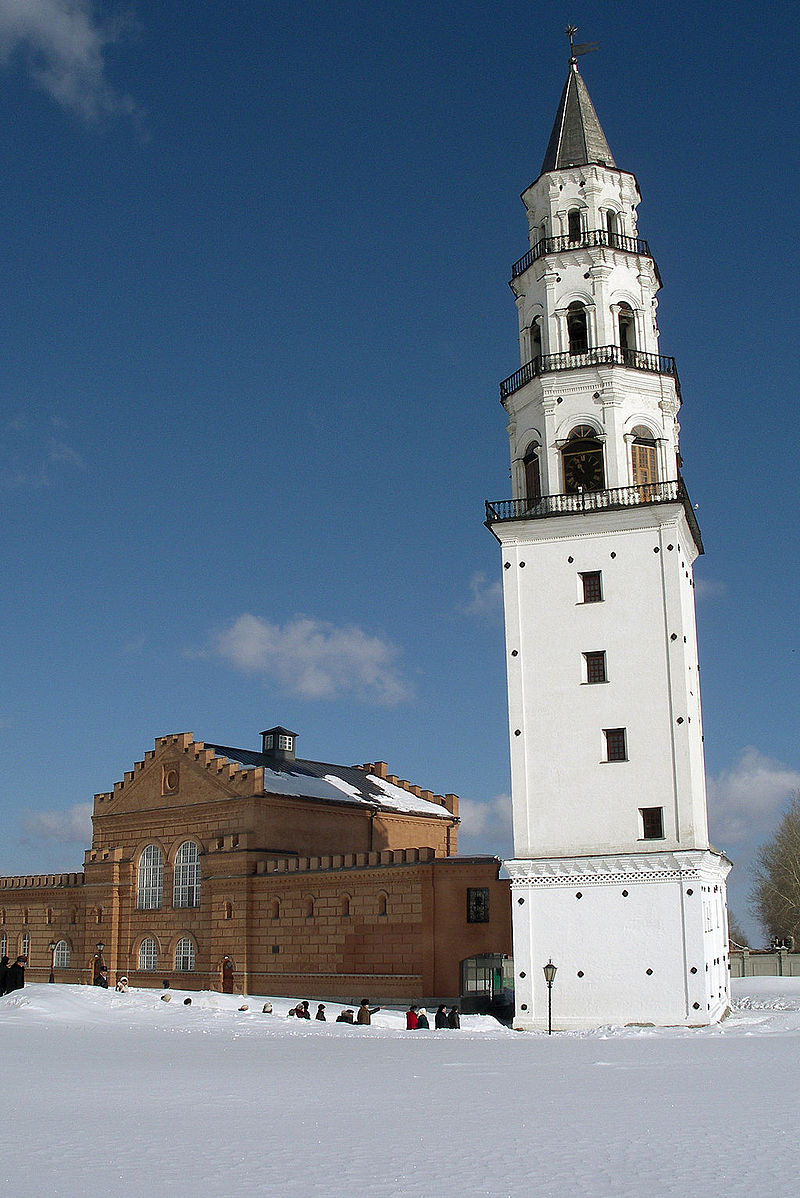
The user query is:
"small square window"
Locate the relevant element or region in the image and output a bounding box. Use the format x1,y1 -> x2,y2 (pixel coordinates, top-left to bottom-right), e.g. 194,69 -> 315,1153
467,887 -> 490,923
580,571 -> 603,603
641,807 -> 664,839
604,728 -> 627,762
584,651 -> 607,683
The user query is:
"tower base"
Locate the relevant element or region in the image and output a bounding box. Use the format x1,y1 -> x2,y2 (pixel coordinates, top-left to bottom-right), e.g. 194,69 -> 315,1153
506,849 -> 731,1030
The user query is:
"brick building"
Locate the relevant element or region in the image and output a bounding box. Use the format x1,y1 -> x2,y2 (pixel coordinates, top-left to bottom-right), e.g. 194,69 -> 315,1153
0,726 -> 511,1007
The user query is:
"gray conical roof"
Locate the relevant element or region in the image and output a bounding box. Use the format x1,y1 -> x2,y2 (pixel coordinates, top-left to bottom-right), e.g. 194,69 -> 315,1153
540,60 -> 616,173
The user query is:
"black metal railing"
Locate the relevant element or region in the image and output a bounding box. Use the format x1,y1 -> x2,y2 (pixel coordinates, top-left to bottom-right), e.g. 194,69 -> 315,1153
485,479 -> 703,552
511,229 -> 653,279
500,345 -> 679,402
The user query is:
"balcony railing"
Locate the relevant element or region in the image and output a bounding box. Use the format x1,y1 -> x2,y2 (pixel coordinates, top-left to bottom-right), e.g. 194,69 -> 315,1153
500,345 -> 679,402
485,479 -> 703,552
511,229 -> 653,279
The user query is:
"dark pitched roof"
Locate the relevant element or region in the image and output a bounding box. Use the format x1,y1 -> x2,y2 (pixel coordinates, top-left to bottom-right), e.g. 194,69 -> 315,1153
206,743 -> 453,819
540,61 -> 616,174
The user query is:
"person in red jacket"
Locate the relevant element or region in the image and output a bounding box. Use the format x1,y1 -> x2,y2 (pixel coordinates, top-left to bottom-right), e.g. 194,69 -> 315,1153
405,1005 -> 418,1030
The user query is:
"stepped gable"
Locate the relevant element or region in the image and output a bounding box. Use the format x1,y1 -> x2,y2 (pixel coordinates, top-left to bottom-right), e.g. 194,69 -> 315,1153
92,732 -> 267,814
206,742 -> 458,819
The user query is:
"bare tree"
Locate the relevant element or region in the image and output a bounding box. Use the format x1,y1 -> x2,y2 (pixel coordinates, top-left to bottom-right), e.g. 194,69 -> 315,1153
750,792 -> 800,945
727,911 -> 749,947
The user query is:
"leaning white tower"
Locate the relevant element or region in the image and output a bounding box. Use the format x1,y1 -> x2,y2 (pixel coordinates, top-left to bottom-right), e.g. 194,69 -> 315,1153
486,43 -> 731,1029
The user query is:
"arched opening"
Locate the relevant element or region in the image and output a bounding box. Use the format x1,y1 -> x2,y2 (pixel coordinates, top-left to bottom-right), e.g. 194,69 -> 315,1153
174,937 -> 196,973
303,896 -> 315,919
173,841 -> 201,909
631,426 -> 659,490
137,844 -> 164,910
54,940 -> 70,970
377,891 -> 388,917
0,933 -> 6,959
523,442 -> 541,502
269,899 -> 281,921
223,901 -> 233,921
566,302 -> 589,355
618,302 -> 636,359
20,932 -> 30,962
138,937 -> 158,972
529,319 -> 541,363
606,209 -> 619,239
562,426 -> 605,494
567,208 -> 582,242
340,894 -> 351,918
221,957 -> 234,993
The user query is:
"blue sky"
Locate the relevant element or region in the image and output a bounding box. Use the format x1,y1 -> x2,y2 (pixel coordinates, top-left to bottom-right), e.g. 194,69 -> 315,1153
0,0 -> 797,944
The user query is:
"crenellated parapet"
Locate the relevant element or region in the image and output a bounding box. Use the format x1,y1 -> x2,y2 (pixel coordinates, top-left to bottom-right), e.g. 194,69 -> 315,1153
253,847 -> 438,875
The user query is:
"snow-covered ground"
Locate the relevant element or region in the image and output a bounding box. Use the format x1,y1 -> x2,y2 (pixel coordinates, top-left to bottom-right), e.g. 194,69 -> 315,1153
1,978 -> 799,1197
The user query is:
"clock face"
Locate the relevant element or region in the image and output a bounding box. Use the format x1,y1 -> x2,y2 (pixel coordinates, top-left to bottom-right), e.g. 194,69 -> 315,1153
563,447 -> 605,493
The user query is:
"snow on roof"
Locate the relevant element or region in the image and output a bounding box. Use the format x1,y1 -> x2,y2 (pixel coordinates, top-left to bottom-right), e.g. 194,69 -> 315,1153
206,744 -> 453,819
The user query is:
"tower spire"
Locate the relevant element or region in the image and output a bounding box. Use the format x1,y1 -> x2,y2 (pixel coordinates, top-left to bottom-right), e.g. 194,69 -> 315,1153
540,32 -> 615,175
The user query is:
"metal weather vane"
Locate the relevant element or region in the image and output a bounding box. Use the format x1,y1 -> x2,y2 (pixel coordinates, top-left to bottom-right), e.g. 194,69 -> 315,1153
566,25 -> 600,62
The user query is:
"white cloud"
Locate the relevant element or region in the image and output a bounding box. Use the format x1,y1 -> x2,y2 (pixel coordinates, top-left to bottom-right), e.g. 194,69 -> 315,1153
462,572 -> 503,620
214,613 -> 411,706
1,436 -> 85,488
694,576 -> 726,600
707,747 -> 800,847
0,0 -> 136,122
21,802 -> 92,844
457,793 -> 512,855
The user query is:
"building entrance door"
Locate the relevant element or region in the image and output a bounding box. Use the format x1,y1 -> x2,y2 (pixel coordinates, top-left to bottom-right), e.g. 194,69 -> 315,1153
222,958 -> 234,993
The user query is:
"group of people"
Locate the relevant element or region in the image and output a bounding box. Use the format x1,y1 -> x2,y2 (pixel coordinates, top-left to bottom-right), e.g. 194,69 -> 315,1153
0,956 -> 25,996
406,1004 -> 460,1029
288,998 -> 380,1024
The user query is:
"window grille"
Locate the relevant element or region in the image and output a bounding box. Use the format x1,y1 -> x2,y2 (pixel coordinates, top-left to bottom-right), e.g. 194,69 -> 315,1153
584,651 -> 607,683
138,938 -> 158,971
174,937 -> 195,972
137,845 -> 164,910
604,728 -> 628,762
173,842 -> 201,908
54,940 -> 70,969
21,932 -> 30,961
580,572 -> 603,603
467,888 -> 490,923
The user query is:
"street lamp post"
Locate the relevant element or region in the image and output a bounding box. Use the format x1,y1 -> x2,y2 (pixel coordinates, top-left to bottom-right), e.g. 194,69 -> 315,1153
543,959 -> 557,1034
48,940 -> 56,984
95,941 -> 105,984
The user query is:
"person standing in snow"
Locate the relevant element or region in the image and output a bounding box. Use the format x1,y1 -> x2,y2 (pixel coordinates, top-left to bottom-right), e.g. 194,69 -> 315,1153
296,1000 -> 311,1019
415,1007 -> 429,1029
0,956 -> 9,996
94,969 -> 109,988
5,957 -> 25,993
447,1006 -> 460,1029
115,976 -> 129,993
315,1004 -> 326,1021
405,1005 -> 418,1030
435,1005 -> 448,1029
335,1008 -> 354,1023
356,999 -> 379,1025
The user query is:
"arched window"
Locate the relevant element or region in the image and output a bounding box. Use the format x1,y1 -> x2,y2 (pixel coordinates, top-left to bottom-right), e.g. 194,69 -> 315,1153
269,899 -> 280,921
138,845 -> 164,910
223,901 -> 233,921
0,933 -> 6,958
340,894 -> 351,918
0,909 -> 4,925
95,907 -> 103,925
138,938 -> 158,971
631,426 -> 658,488
20,932 -> 29,961
523,442 -> 541,501
606,209 -> 619,238
54,940 -> 70,969
173,842 -> 201,909
46,908 -> 53,925
174,938 -> 195,972
562,426 -> 606,494
303,896 -> 315,919
566,302 -> 589,355
618,302 -> 636,358
377,891 -> 388,917
529,320 -> 542,363
567,208 -> 582,242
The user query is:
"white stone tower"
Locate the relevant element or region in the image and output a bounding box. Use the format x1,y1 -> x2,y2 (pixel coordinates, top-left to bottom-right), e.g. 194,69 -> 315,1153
486,46 -> 731,1029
